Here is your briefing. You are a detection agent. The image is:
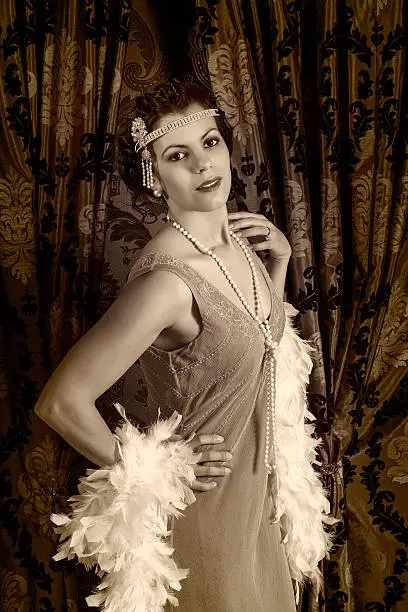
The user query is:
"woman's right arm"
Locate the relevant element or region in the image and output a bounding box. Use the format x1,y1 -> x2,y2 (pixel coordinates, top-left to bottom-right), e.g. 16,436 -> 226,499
34,270 -> 191,468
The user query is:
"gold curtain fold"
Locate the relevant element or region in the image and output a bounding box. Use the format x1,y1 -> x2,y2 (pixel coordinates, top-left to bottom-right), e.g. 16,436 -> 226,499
0,1 -> 130,609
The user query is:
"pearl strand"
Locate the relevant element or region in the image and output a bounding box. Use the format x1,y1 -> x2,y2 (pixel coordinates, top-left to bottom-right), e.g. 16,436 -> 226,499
246,244 -> 279,475
165,214 -> 279,476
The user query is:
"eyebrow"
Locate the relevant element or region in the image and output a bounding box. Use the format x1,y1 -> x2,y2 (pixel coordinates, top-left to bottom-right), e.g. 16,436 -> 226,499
161,127 -> 218,157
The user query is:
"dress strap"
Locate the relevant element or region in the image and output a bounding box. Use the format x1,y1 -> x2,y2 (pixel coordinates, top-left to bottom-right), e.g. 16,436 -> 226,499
124,251 -> 210,319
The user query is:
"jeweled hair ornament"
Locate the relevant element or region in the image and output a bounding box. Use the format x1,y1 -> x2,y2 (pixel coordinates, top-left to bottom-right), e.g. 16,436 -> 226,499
131,108 -> 220,190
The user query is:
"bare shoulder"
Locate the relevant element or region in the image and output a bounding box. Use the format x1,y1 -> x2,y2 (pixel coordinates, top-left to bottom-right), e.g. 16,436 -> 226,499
124,226 -> 194,311
138,225 -> 194,260
126,226 -> 195,287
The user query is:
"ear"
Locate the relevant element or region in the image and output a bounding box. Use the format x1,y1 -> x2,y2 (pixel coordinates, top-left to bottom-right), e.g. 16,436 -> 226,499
152,172 -> 168,200
151,169 -> 163,189
152,172 -> 167,200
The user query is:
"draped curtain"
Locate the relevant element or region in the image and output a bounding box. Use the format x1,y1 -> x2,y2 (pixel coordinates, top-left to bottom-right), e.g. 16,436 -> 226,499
0,1 -> 130,609
1,1 -> 407,610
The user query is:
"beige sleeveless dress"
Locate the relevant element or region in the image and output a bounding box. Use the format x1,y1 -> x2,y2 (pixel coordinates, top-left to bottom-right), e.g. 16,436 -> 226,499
125,250 -> 298,611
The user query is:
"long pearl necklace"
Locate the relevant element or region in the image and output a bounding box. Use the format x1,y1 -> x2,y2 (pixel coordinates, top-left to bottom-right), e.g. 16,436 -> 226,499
165,213 -> 280,491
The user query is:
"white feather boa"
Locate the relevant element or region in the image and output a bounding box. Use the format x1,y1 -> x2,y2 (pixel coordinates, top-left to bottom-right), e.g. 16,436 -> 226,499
51,305 -> 339,610
51,410 -> 199,611
275,304 -> 340,603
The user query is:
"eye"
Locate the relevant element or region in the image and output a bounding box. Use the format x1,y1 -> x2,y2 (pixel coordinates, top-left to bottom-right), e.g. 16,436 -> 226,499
204,137 -> 219,148
167,151 -> 186,162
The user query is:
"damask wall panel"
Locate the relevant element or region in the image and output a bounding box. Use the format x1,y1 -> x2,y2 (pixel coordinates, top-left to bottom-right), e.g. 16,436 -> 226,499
0,1 -> 130,610
326,1 -> 408,610
318,0 -> 343,403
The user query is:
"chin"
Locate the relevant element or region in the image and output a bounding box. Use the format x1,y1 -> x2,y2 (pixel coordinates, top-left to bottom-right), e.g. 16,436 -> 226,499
200,196 -> 228,210
195,187 -> 230,207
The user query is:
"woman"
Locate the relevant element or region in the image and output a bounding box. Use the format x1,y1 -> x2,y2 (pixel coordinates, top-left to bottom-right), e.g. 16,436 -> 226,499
35,80 -> 336,611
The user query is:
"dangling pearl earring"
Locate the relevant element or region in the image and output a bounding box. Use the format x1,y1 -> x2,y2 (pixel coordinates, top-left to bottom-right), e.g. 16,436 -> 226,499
152,187 -> 162,198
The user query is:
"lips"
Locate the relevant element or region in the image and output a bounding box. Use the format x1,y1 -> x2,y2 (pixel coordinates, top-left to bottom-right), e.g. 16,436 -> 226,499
196,177 -> 222,191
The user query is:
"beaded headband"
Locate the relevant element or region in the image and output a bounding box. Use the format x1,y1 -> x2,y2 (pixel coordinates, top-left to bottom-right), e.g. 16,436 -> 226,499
130,108 -> 220,190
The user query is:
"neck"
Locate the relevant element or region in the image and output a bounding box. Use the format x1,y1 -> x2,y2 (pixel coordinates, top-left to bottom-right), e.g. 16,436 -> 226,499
166,207 -> 234,250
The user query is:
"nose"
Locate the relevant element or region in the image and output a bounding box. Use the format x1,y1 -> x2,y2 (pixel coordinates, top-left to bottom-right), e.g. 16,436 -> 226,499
191,152 -> 212,174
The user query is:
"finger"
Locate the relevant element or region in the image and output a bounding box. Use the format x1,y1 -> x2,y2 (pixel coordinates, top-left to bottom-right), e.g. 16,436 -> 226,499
191,434 -> 224,448
194,450 -> 204,463
191,480 -> 218,492
233,227 -> 270,238
194,465 -> 231,477
229,219 -> 272,231
228,212 -> 267,219
184,430 -> 196,444
198,450 -> 233,462
251,242 -> 271,251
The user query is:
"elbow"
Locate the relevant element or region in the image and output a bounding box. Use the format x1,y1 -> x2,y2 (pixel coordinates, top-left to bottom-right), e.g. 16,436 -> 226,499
34,402 -> 50,421
34,399 -> 59,422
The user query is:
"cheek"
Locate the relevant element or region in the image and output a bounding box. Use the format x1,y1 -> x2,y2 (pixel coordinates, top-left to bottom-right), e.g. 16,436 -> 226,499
219,152 -> 231,183
216,144 -> 231,170
160,167 -> 191,195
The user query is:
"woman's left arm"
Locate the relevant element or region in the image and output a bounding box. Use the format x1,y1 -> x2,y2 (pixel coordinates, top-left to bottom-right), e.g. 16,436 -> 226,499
228,212 -> 292,301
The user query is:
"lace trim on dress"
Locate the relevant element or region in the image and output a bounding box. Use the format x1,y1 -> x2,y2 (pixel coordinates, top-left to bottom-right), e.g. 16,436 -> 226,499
128,251 -> 286,342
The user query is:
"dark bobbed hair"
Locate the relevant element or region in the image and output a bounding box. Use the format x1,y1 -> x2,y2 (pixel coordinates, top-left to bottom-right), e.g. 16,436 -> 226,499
116,79 -> 233,196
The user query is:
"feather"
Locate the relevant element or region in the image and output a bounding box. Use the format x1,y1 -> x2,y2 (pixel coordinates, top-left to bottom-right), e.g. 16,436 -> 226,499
51,409 -> 199,611
51,304 -> 340,609
271,304 -> 340,601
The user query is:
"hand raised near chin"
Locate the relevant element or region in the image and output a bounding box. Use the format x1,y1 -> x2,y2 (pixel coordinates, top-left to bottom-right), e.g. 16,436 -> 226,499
228,211 -> 292,260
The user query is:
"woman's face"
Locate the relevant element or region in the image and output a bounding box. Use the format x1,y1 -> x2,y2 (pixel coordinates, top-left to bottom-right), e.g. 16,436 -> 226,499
152,102 -> 231,213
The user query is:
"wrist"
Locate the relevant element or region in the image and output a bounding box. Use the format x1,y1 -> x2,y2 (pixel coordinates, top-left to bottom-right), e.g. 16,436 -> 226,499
269,251 -> 291,262
266,254 -> 291,270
